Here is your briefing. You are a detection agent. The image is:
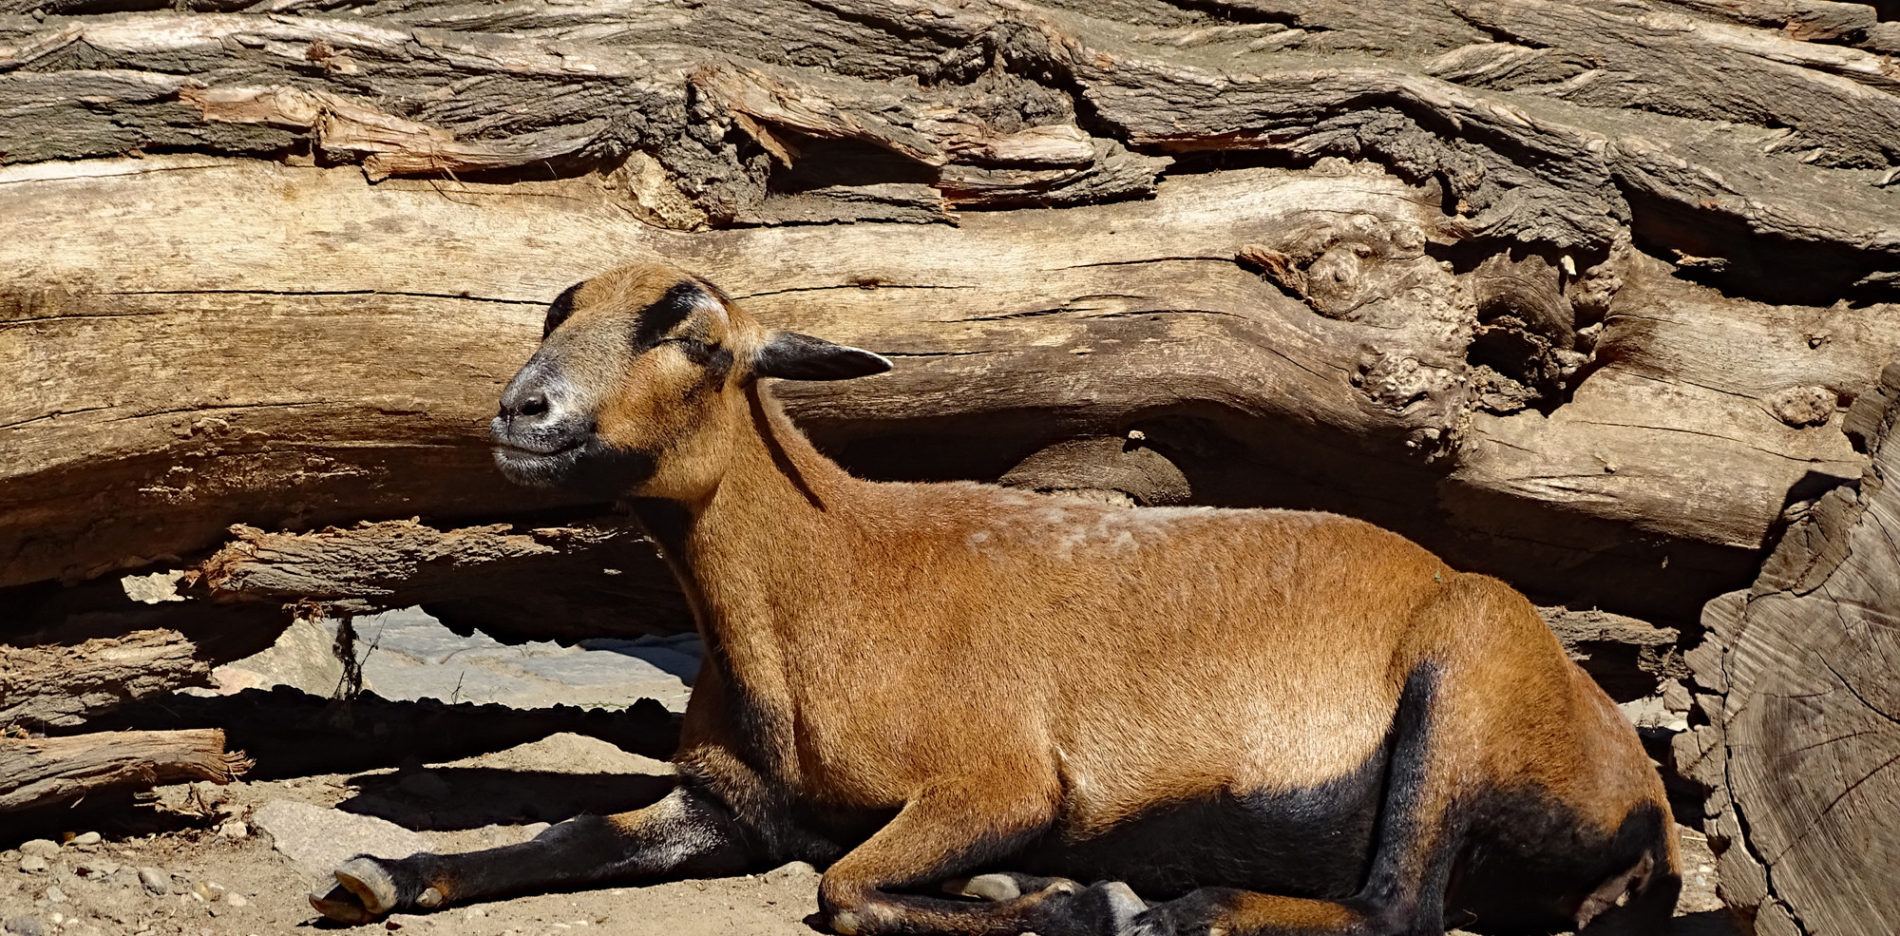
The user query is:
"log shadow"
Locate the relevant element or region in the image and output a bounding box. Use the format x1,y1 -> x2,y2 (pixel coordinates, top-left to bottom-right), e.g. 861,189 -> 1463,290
1668,909 -> 1749,936
337,767 -> 676,831
0,789 -> 214,849
574,635 -> 704,684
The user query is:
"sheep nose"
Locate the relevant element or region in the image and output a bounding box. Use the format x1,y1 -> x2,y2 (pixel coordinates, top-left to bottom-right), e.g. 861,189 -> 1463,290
508,391 -> 550,420
494,368 -> 572,446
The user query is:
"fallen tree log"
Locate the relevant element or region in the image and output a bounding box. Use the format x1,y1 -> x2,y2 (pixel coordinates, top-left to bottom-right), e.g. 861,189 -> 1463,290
1,157 -> 1884,623
189,518 -> 689,642
0,629 -> 210,732
2,0 -> 1895,630
1675,361 -> 1900,936
0,728 -> 251,813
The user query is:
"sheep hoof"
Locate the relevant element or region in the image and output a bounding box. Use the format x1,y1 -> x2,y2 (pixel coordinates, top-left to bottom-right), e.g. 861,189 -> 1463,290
308,881 -> 378,925
333,857 -> 399,916
1097,881 -> 1146,925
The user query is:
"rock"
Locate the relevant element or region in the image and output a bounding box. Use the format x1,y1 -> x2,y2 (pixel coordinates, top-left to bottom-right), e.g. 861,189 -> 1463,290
18,856 -> 48,874
1,915 -> 44,936
43,886 -> 65,903
252,800 -> 432,876
761,861 -> 819,886
138,867 -> 172,895
69,832 -> 101,847
225,893 -> 249,908
77,859 -> 120,878
17,841 -> 58,859
227,609 -> 701,712
217,821 -> 249,839
396,771 -> 452,801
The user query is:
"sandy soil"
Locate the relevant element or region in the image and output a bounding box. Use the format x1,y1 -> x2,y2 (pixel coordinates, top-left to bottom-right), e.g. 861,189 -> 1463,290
1,732 -> 1740,936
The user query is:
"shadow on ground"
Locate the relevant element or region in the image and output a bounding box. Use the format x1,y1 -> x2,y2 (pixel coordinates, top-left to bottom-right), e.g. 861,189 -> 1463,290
339,767 -> 675,830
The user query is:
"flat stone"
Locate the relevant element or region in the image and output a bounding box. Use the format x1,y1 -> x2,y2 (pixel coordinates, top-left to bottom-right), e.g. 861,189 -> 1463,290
137,867 -> 171,895
17,856 -> 47,874
42,886 -> 65,904
2,914 -> 44,936
69,832 -> 101,847
225,894 -> 249,908
220,608 -> 701,712
216,821 -> 249,840
17,841 -> 58,859
76,859 -> 120,878
252,800 -> 432,877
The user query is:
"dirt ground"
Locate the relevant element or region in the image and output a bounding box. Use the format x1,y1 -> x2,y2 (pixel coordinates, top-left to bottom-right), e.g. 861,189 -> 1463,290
1,733 -> 1741,936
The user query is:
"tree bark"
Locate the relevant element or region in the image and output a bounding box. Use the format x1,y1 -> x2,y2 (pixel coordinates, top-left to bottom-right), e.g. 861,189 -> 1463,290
0,629 -> 211,732
0,729 -> 251,813
190,519 -> 689,642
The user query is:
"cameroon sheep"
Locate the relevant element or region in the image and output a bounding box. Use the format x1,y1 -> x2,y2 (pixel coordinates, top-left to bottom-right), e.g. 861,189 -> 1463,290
311,263 -> 1680,936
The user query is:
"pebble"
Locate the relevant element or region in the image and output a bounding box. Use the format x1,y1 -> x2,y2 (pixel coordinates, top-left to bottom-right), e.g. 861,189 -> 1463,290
138,867 -> 172,895
18,841 -> 58,859
217,821 -> 249,840
43,886 -> 66,904
225,894 -> 249,908
2,915 -> 44,936
70,832 -> 101,847
761,860 -> 818,886
18,856 -> 48,874
79,859 -> 122,878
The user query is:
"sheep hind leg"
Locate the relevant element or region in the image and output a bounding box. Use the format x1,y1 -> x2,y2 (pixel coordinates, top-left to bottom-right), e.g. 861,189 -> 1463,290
1121,663 -> 1458,936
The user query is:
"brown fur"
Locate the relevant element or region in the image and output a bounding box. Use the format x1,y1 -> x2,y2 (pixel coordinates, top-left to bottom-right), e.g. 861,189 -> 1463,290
313,263 -> 1679,936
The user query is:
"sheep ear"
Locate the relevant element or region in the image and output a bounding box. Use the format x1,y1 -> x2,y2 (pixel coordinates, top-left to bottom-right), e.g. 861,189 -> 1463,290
753,331 -> 892,381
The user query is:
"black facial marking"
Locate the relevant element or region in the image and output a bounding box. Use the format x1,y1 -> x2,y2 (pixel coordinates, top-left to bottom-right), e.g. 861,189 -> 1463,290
543,282 -> 585,339
677,342 -> 735,386
633,281 -> 707,352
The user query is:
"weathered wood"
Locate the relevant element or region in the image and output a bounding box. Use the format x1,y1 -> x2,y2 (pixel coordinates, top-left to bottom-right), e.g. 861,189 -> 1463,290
0,728 -> 250,813
0,629 -> 210,731
1677,361 -> 1900,936
2,156 -> 1887,622
190,518 -> 690,642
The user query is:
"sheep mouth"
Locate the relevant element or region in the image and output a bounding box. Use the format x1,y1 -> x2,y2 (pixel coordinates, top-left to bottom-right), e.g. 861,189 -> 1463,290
492,437 -> 656,495
492,439 -> 588,488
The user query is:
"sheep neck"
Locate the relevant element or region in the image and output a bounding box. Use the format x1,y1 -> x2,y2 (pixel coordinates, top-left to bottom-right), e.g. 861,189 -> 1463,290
632,384 -> 858,719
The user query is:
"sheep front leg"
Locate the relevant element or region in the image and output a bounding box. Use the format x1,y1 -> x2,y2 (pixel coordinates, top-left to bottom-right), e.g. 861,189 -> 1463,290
817,782 -> 1144,936
309,784 -> 750,923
